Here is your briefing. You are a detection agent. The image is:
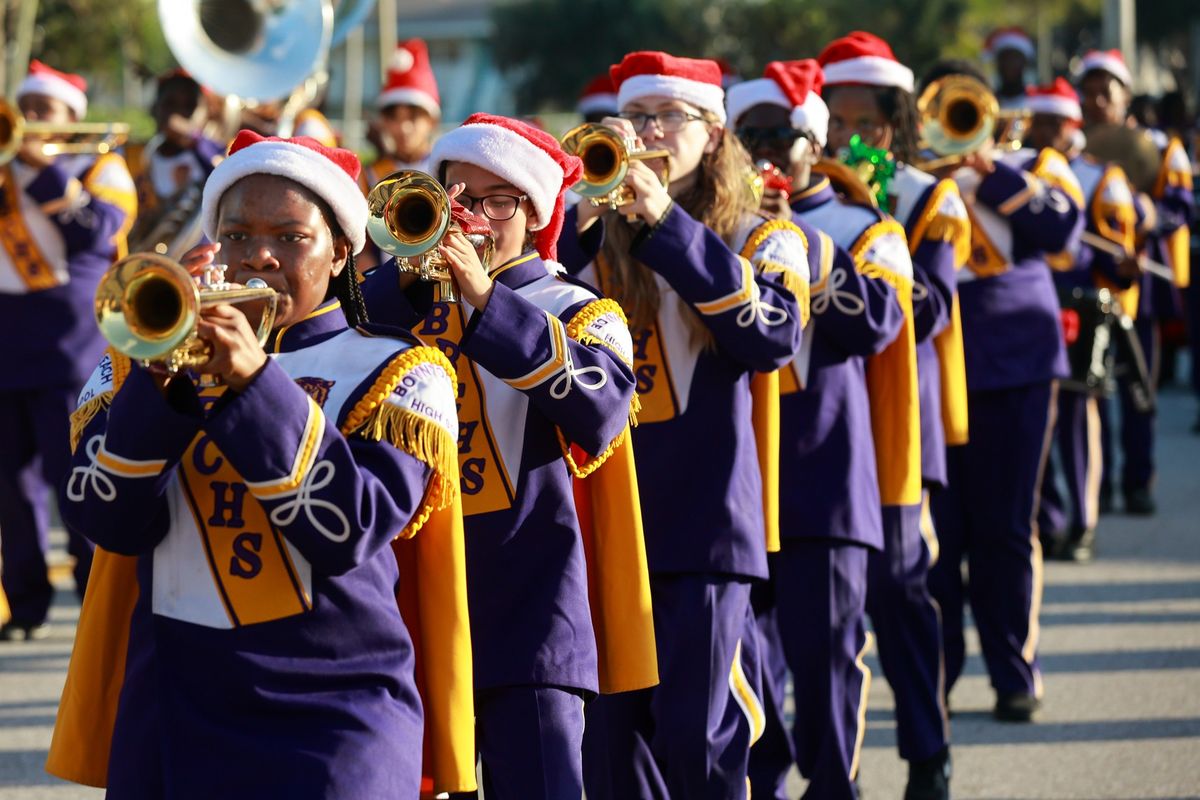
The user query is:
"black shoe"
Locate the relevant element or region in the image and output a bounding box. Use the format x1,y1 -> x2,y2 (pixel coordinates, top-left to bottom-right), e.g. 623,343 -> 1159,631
1098,485 -> 1115,514
0,621 -> 49,642
1051,527 -> 1095,562
905,747 -> 951,800
1123,487 -> 1156,516
1039,528 -> 1066,559
993,692 -> 1041,722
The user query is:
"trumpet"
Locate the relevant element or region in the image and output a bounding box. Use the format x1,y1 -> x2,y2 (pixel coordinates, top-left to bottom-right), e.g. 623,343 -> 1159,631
560,123 -> 670,210
95,254 -> 278,374
366,170 -> 496,303
0,98 -> 129,167
915,75 -> 1029,171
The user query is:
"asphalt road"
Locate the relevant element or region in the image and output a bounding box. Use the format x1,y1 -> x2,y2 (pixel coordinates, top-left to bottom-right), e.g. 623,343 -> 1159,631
2,389 -> 1198,799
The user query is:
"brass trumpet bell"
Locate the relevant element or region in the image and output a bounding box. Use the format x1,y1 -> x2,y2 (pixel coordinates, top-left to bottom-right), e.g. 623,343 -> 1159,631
367,170 -> 487,303
95,254 -> 278,373
916,75 -> 1029,171
560,123 -> 671,210
0,98 -> 129,167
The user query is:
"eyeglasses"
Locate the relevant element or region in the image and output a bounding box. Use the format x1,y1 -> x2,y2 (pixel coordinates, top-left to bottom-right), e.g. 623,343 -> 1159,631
736,126 -> 807,150
619,110 -> 707,133
458,193 -> 528,221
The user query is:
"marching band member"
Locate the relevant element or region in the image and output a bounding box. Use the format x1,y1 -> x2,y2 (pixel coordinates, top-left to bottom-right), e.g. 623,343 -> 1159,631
361,114 -> 649,800
125,69 -> 224,254
0,60 -> 136,639
819,30 -> 967,798
984,27 -> 1036,111
48,131 -> 471,798
921,59 -> 1083,723
364,39 -> 441,186
576,71 -> 619,124
730,58 -> 903,800
561,50 -> 807,800
1024,78 -> 1138,561
1079,49 -> 1194,515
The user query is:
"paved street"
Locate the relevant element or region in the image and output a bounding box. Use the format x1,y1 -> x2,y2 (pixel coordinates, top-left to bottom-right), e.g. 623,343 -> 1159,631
2,390 -> 1199,799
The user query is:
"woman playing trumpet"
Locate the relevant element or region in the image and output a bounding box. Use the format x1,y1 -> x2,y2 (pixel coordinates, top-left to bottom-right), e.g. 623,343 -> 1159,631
50,132 -> 468,799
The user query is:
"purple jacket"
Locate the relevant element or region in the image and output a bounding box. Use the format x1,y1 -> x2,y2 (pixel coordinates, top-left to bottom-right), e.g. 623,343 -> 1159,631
560,203 -> 806,579
60,302 -> 458,797
951,149 -> 1084,391
362,252 -> 636,693
0,157 -> 129,391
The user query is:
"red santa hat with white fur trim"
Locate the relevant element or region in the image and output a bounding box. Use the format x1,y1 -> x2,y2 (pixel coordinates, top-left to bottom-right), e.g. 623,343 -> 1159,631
984,27 -> 1036,60
577,72 -> 618,117
726,60 -> 829,147
817,32 -> 915,93
429,114 -> 583,261
1024,78 -> 1082,122
377,39 -> 440,117
201,130 -> 369,254
610,51 -> 728,124
1079,49 -> 1133,89
17,60 -> 88,119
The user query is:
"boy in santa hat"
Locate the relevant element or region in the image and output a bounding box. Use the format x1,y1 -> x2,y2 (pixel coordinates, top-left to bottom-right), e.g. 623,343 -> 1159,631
984,27 -> 1037,111
1078,49 -> 1194,515
559,49 -> 808,800
918,57 -> 1084,725
361,113 -> 651,800
48,130 -> 471,799
125,69 -> 224,257
1023,78 -> 1139,562
365,39 -> 442,187
0,60 -> 136,640
730,55 -> 913,800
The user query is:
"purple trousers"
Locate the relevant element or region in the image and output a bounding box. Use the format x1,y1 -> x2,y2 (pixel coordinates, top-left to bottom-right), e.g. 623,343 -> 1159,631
1040,392 -> 1102,536
1098,315 -> 1159,492
451,686 -> 585,800
867,500 -> 950,762
0,386 -> 93,624
748,542 -> 870,800
582,574 -> 759,800
929,381 -> 1056,698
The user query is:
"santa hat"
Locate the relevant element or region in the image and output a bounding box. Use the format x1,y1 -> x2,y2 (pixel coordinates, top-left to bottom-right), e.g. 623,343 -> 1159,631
429,114 -> 583,261
577,72 -> 618,117
611,51 -> 727,124
817,32 -> 915,93
726,60 -> 830,146
984,27 -> 1036,60
1079,49 -> 1132,88
201,130 -> 369,254
1024,78 -> 1082,122
377,39 -> 440,117
17,60 -> 87,119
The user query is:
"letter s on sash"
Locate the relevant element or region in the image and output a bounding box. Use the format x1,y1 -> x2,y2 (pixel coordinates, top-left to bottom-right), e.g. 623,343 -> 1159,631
229,532 -> 263,579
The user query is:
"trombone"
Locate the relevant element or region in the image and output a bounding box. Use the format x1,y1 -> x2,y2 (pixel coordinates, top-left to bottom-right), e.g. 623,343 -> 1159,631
915,75 -> 1029,172
95,254 -> 278,374
366,170 -> 496,303
0,98 -> 129,167
560,123 -> 671,210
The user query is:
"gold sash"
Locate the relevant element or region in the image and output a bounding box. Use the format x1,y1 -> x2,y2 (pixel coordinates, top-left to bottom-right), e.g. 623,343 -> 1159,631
0,165 -> 61,291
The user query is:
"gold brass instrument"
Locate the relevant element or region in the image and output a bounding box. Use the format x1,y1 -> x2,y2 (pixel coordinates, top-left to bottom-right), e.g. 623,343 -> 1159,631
95,254 -> 278,373
916,75 -> 1029,171
366,170 -> 496,303
813,157 -> 880,209
560,123 -> 671,210
0,98 -> 129,167
1083,124 -> 1163,194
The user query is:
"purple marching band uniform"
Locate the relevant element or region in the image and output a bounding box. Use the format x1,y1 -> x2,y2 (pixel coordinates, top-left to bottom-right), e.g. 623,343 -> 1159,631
1039,157 -> 1137,543
878,162 -> 970,762
928,148 -> 1083,705
126,132 -> 225,236
1097,136 -> 1193,505
52,301 -> 463,798
362,249 -> 640,800
0,148 -> 135,629
559,201 -> 806,800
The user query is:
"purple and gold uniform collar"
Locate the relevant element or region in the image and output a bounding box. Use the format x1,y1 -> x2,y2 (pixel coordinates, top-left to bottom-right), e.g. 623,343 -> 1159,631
487,250 -> 547,290
268,299 -> 347,354
789,175 -> 835,213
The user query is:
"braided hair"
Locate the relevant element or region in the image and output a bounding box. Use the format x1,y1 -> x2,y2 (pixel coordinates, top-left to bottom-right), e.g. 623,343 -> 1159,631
309,192 -> 370,328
